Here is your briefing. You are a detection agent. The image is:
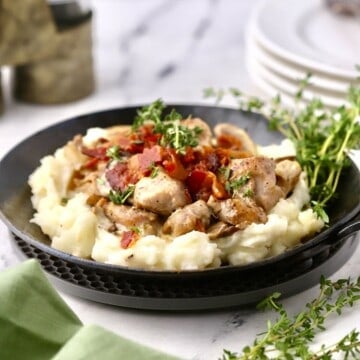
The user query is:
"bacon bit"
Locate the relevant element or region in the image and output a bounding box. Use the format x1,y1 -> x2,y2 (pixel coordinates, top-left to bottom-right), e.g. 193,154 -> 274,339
186,170 -> 213,201
121,125 -> 161,153
81,146 -> 108,160
181,147 -> 196,164
137,145 -> 163,174
186,169 -> 228,201
117,136 -> 134,151
83,157 -> 100,169
120,230 -> 139,249
162,149 -> 188,180
105,162 -> 140,192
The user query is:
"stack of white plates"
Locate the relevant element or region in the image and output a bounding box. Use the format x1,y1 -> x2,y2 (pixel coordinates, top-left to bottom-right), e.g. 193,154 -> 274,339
246,0 -> 360,108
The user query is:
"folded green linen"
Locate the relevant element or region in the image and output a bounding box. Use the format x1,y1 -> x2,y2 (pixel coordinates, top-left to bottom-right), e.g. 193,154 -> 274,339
0,259 -> 182,360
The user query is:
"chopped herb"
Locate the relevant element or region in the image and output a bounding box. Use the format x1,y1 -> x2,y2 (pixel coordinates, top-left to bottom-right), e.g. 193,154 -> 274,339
243,188 -> 254,198
226,174 -> 251,194
130,226 -> 141,234
132,99 -> 165,131
96,177 -> 106,186
106,145 -> 121,160
149,162 -> 159,178
160,121 -> 202,155
108,185 -> 135,205
132,99 -> 202,154
60,198 -> 68,206
218,166 -> 231,181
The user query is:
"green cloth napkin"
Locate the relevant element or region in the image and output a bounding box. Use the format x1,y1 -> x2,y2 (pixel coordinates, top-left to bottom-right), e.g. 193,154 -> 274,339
0,259 -> 182,360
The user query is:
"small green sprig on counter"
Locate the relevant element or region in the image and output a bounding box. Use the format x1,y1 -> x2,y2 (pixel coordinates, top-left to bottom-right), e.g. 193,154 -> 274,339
132,99 -> 202,154
204,82 -> 360,223
221,276 -> 360,360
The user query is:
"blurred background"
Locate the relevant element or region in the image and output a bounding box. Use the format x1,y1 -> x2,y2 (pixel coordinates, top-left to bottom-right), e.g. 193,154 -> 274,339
1,0 -> 359,121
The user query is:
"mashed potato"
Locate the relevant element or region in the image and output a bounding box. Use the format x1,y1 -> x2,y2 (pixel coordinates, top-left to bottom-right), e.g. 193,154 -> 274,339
28,125 -> 324,271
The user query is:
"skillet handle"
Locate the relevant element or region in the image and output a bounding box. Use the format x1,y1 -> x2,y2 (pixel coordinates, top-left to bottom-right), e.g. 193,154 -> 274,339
337,212 -> 360,240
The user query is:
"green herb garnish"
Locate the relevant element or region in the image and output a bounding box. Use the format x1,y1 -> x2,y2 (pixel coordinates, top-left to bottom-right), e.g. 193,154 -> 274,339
149,162 -> 159,178
221,276 -> 360,360
106,145 -> 121,160
132,99 -> 202,154
225,174 -> 251,194
205,81 -> 360,222
108,185 -> 135,205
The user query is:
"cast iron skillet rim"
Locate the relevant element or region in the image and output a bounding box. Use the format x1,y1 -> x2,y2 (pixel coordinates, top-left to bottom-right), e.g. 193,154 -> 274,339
0,104 -> 359,277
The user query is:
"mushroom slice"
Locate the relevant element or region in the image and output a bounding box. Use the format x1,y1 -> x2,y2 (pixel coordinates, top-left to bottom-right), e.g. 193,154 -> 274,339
214,123 -> 257,155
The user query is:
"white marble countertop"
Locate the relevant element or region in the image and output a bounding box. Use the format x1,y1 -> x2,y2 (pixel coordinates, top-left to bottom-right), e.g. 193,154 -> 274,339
0,1 -> 359,359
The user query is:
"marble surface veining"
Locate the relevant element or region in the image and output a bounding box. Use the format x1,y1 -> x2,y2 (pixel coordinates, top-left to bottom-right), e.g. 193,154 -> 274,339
0,1 -> 359,359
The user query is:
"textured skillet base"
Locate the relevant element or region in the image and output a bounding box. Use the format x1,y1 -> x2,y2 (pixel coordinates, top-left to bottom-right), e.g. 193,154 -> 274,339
10,232 -> 358,311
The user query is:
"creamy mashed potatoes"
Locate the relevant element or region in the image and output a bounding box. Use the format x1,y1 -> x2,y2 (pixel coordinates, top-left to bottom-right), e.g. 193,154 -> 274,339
28,123 -> 324,271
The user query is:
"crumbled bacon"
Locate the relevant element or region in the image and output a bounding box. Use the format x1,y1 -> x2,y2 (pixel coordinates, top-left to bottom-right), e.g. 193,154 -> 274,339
162,149 -> 188,181
105,162 -> 140,192
81,146 -> 108,160
137,145 -> 163,174
120,230 -> 139,249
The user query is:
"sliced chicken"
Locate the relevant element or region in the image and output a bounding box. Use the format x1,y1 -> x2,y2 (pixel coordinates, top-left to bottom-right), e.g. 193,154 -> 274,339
133,171 -> 190,216
162,200 -> 212,236
208,196 -> 267,229
275,159 -> 302,196
182,117 -> 212,148
229,157 -> 284,212
101,201 -> 161,235
214,123 -> 257,155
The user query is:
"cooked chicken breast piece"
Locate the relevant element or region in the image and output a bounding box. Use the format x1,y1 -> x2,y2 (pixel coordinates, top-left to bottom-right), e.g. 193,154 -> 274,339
133,171 -> 190,216
208,196 -> 267,229
162,200 -> 212,236
275,159 -> 302,196
101,201 -> 161,235
230,157 -> 283,212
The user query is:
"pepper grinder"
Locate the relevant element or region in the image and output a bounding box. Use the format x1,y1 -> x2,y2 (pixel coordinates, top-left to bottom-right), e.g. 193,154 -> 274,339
13,0 -> 95,105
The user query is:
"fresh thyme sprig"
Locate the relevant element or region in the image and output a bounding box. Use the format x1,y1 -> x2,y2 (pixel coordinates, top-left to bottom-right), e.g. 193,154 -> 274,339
132,99 -> 202,154
221,276 -> 360,360
204,83 -> 360,222
108,185 -> 135,205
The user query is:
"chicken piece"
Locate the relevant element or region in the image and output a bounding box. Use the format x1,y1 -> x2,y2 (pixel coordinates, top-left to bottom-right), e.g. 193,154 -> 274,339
133,171 -> 190,216
230,157 -> 284,212
162,200 -> 212,236
182,117 -> 212,148
101,201 -> 161,235
214,123 -> 257,155
206,221 -> 238,240
275,159 -> 302,196
208,196 -> 267,229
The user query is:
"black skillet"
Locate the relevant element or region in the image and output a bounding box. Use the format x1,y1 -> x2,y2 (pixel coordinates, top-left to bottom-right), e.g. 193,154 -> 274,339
0,105 -> 359,310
